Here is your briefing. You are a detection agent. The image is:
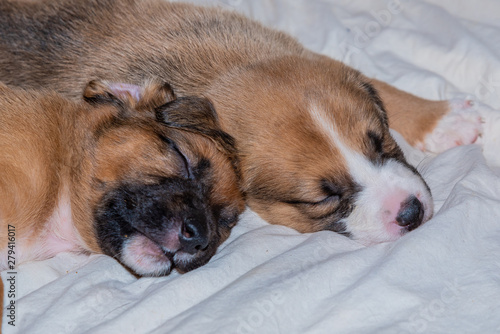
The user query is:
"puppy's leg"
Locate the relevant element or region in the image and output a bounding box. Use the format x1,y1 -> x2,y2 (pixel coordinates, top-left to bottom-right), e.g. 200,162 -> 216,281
371,79 -> 483,153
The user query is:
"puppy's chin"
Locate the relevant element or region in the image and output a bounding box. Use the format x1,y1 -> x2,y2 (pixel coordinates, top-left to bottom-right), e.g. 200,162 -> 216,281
120,234 -> 217,277
121,234 -> 173,277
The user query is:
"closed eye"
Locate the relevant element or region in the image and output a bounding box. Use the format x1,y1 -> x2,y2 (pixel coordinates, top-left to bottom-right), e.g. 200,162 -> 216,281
283,193 -> 342,221
367,130 -> 393,165
320,179 -> 343,201
367,130 -> 407,163
158,134 -> 192,178
285,195 -> 340,206
367,130 -> 384,153
310,194 -> 341,206
284,180 -> 343,206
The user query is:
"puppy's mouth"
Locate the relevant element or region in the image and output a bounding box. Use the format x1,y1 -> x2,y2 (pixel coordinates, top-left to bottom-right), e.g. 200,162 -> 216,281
120,224 -> 214,277
94,176 -> 228,276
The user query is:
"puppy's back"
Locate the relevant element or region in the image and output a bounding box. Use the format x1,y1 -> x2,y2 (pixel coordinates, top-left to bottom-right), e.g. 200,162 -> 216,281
0,0 -> 307,97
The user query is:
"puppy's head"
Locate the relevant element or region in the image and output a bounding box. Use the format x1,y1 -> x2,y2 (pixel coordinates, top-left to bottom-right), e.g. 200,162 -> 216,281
82,80 -> 244,276
211,56 -> 433,245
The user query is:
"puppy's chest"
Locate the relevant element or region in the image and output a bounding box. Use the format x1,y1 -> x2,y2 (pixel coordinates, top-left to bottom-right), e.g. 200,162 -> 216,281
40,193 -> 84,256
1,193 -> 86,270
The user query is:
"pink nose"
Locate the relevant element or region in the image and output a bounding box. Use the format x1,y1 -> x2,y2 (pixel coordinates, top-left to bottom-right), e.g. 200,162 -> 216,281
396,196 -> 424,230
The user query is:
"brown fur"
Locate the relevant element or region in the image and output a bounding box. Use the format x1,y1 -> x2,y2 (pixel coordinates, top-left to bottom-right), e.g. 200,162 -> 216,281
0,0 -> 442,234
0,80 -> 246,328
370,79 -> 449,145
0,80 -> 244,266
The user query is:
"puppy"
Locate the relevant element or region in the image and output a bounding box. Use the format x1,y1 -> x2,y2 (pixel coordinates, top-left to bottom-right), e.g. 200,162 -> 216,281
0,0 -> 482,244
0,80 -> 244,277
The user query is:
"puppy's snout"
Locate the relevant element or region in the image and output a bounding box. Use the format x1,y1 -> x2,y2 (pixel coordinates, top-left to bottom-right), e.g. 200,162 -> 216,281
396,196 -> 424,230
179,217 -> 209,254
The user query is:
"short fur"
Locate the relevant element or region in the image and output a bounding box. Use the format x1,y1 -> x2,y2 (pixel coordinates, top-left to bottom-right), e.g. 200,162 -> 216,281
0,80 -> 244,276
0,0 -> 443,242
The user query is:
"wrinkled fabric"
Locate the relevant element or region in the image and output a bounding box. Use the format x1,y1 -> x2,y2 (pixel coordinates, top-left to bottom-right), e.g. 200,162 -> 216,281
3,0 -> 500,333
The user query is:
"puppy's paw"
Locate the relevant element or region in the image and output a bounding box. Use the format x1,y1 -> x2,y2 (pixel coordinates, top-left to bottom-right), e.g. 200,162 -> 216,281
419,98 -> 484,153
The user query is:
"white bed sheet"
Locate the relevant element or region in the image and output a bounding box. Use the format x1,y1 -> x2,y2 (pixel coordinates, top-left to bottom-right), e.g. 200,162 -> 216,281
3,0 -> 500,333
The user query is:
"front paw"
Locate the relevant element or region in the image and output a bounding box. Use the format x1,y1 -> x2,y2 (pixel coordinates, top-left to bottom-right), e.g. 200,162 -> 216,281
418,98 -> 484,153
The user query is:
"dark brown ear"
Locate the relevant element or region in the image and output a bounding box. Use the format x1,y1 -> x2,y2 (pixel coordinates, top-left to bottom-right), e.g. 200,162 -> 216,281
83,80 -> 176,112
155,96 -> 237,157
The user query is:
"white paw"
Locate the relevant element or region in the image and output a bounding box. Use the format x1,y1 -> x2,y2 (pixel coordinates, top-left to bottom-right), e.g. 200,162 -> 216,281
419,98 -> 484,153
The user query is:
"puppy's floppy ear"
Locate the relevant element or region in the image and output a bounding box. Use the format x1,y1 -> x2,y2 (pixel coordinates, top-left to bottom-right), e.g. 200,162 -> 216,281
156,97 -> 237,157
80,80 -> 127,132
83,80 -> 131,107
83,79 -> 176,112
135,81 -> 176,112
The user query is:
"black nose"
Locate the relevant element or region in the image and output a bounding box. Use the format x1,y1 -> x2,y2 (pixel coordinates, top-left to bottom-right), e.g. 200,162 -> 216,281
179,218 -> 209,254
396,196 -> 424,230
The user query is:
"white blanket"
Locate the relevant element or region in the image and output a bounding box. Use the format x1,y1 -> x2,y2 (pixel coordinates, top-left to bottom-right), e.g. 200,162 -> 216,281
3,0 -> 500,333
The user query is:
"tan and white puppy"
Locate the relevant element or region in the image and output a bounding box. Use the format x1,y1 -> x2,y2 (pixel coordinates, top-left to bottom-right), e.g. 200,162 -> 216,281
0,0 -> 482,244
0,80 -> 244,276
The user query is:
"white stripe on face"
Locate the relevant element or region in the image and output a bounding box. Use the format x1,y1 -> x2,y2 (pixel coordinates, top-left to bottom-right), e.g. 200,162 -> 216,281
309,105 -> 433,245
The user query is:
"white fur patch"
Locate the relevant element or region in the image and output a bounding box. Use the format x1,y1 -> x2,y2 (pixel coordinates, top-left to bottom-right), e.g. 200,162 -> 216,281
0,189 -> 86,271
121,234 -> 173,276
344,159 -> 433,245
421,99 -> 483,153
41,189 -> 84,255
173,251 -> 198,267
310,106 -> 433,245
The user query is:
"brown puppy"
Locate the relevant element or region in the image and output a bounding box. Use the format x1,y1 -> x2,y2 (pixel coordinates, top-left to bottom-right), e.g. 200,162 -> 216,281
0,80 -> 244,276
0,0 -> 482,244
